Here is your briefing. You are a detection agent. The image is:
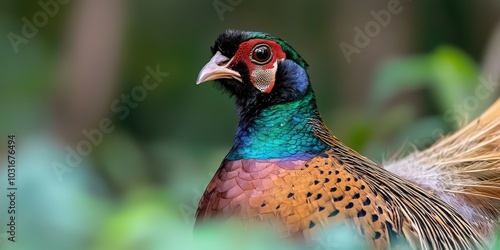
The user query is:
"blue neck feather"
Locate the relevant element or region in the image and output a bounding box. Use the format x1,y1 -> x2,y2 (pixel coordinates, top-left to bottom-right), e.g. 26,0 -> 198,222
226,63 -> 329,161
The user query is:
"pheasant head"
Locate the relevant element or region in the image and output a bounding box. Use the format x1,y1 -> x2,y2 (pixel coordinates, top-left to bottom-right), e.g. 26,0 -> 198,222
196,30 -> 309,103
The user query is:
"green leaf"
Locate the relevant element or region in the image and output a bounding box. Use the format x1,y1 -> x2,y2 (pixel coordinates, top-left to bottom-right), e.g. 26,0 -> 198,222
429,46 -> 479,116
371,55 -> 433,106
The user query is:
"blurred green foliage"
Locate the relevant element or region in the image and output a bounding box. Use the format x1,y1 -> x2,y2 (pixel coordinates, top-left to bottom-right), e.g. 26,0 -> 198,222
0,1 -> 499,249
361,46 -> 482,155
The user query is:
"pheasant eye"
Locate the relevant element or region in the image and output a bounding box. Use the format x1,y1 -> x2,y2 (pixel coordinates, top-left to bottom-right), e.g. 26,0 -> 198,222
251,44 -> 273,64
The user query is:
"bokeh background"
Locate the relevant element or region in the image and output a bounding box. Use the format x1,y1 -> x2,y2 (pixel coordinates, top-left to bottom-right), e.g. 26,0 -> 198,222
1,1 -> 500,249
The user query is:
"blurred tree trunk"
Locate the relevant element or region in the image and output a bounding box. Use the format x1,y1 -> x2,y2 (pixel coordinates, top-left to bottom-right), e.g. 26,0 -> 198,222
481,22 -> 500,102
53,0 -> 127,144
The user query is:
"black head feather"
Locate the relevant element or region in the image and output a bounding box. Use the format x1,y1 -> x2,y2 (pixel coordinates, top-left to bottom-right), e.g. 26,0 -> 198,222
207,30 -> 313,120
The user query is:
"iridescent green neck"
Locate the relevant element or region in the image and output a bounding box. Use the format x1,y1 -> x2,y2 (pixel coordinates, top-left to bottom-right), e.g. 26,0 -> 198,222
226,90 -> 329,161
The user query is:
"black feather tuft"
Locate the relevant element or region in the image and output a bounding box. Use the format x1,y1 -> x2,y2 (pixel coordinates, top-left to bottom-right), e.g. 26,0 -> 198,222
211,30 -> 247,58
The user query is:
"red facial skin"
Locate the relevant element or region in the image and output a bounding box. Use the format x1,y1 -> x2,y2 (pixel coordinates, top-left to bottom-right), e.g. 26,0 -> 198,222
229,39 -> 287,93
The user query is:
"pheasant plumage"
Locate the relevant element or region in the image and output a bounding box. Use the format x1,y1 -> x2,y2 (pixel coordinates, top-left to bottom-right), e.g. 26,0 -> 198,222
195,30 -> 500,249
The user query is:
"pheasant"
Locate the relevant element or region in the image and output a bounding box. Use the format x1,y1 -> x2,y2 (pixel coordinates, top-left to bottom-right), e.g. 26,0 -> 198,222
194,30 -> 500,249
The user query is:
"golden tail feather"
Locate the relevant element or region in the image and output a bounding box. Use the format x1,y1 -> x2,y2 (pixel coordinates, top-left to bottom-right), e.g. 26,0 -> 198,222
384,98 -> 500,236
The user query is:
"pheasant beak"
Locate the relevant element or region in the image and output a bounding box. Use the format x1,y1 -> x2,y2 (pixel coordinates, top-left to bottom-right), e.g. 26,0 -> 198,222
196,51 -> 242,84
